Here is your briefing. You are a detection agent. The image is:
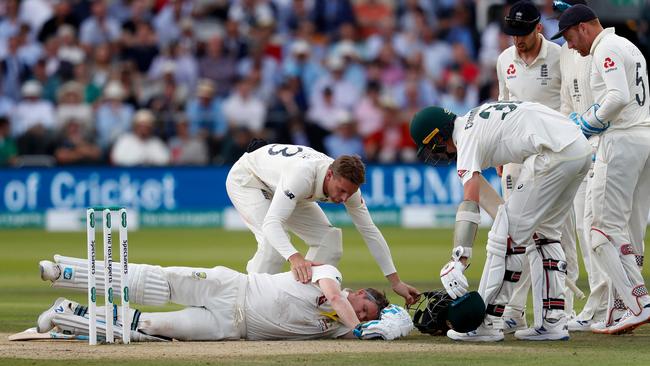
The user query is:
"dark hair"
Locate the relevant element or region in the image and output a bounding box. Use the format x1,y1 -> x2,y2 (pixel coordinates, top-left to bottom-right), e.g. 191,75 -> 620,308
364,288 -> 389,315
330,155 -> 365,186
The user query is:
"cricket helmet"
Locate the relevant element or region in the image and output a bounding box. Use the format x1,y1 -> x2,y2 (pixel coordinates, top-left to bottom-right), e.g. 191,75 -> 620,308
408,290 -> 485,335
409,106 -> 457,165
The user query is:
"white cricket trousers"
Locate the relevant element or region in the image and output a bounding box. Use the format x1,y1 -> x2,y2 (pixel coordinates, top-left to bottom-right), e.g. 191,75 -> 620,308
226,160 -> 343,274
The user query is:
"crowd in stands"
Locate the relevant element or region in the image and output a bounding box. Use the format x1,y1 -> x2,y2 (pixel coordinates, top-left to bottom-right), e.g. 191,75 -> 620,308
0,0 -> 648,167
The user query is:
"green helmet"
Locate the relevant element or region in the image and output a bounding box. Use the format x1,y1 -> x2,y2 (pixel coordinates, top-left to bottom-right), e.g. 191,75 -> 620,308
408,290 -> 485,335
409,106 -> 457,164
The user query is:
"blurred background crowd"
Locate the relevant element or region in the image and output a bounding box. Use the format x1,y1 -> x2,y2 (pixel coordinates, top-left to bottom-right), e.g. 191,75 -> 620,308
0,0 -> 648,167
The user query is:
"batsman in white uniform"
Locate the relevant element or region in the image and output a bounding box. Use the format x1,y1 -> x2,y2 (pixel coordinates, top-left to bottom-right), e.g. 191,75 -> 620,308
555,0 -> 609,332
35,257 -> 413,341
552,4 -> 650,334
495,0 -> 578,331
226,143 -> 419,304
410,102 -> 591,341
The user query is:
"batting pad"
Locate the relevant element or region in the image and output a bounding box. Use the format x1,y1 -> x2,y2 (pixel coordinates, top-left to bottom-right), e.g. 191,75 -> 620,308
53,307 -> 167,342
52,255 -> 170,305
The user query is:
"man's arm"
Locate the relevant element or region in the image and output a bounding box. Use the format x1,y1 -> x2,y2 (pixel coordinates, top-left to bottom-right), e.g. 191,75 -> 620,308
317,277 -> 361,330
345,193 -> 419,304
496,54 -> 509,101
592,45 -> 629,122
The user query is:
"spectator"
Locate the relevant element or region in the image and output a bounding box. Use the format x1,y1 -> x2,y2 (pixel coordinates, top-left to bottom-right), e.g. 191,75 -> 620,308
56,25 -> 85,70
185,79 -> 227,159
71,62 -> 102,104
153,0 -> 193,48
121,21 -> 159,73
55,81 -> 93,133
354,0 -> 393,39
89,43 -> 112,89
439,73 -> 476,116
1,34 -> 31,101
95,81 -> 134,151
0,116 -> 18,166
323,110 -> 365,159
265,82 -> 301,143
282,40 -> 324,100
30,58 -> 60,104
353,80 -> 383,138
311,55 -> 361,110
311,0 -> 356,38
12,80 -> 56,156
111,109 -> 170,166
307,87 -> 346,133
0,0 -> 20,56
227,0 -> 276,36
11,80 -> 56,137
37,0 -> 80,43
198,34 -> 239,98
168,115 -> 208,165
17,0 -> 53,38
222,77 -> 266,137
79,0 -> 121,53
0,88 -> 14,118
53,119 -> 102,165
364,95 -> 416,163
422,27 -> 453,83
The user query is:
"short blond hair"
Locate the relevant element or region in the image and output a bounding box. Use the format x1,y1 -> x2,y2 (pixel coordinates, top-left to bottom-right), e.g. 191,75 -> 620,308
330,155 -> 365,186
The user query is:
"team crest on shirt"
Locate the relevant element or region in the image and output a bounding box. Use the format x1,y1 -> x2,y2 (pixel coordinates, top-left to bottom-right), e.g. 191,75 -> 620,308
506,64 -> 517,79
537,64 -> 551,86
603,57 -> 617,72
458,170 -> 468,178
317,318 -> 332,331
316,295 -> 327,307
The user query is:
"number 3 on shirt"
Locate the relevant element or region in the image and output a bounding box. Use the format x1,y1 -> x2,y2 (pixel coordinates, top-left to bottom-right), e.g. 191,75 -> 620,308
478,101 -> 521,121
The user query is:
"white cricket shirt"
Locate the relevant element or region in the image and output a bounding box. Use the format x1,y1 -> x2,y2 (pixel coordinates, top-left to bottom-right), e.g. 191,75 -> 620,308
245,265 -> 352,340
560,43 -> 594,115
589,28 -> 650,131
453,101 -> 583,185
496,34 -> 562,109
238,144 -> 397,276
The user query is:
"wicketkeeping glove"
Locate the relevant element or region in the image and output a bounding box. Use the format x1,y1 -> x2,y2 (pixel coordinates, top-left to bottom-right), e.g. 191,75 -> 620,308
570,104 -> 610,138
440,246 -> 469,299
353,305 -> 413,340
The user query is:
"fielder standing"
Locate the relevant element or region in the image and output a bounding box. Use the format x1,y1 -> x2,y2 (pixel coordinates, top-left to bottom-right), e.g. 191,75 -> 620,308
555,0 -> 609,332
226,143 -> 419,304
410,101 -> 591,341
552,4 -> 650,334
495,0 -> 578,331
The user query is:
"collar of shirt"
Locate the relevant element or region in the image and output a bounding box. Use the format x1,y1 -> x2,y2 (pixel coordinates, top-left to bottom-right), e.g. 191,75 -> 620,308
590,27 -> 615,56
513,34 -> 550,67
312,161 -> 331,202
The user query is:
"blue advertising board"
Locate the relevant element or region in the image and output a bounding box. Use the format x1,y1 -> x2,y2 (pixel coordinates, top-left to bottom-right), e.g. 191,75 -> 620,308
0,165 -> 500,228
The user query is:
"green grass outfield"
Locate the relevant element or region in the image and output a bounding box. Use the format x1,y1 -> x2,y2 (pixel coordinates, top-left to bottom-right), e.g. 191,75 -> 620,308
1,227 -> 650,365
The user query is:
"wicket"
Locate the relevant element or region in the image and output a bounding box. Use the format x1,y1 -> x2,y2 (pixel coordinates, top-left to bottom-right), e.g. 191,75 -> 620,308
86,206 -> 130,345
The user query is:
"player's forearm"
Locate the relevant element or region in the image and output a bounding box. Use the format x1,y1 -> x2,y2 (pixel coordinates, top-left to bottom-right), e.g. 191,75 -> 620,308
330,295 -> 361,329
262,218 -> 298,259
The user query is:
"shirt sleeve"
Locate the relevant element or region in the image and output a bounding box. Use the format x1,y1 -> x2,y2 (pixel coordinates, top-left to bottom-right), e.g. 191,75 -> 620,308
311,265 -> 343,284
345,190 -> 397,276
496,54 -> 509,101
559,50 -> 573,116
455,130 -> 483,186
593,44 -> 629,122
262,167 -> 314,260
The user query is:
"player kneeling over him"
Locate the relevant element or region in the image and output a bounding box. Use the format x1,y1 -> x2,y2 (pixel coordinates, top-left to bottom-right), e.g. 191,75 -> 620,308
30,257 -> 413,341
410,102 -> 592,341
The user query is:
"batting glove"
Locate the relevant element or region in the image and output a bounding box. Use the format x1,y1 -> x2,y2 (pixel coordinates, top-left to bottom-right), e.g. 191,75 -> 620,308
440,246 -> 469,299
570,104 -> 610,138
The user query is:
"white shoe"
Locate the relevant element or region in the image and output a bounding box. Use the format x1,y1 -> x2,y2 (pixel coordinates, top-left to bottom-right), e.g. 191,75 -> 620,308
589,320 -> 607,331
500,314 -> 527,334
447,324 -> 504,342
39,260 -> 61,281
598,305 -> 650,335
514,318 -> 569,341
37,297 -> 71,333
568,318 -> 599,332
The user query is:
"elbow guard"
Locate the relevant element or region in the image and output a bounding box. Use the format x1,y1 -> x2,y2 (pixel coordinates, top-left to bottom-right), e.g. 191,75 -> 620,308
454,200 -> 480,259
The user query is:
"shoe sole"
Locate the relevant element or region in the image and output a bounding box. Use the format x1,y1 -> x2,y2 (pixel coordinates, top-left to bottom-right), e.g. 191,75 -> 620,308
595,315 -> 650,335
448,336 -> 504,342
515,335 -> 570,341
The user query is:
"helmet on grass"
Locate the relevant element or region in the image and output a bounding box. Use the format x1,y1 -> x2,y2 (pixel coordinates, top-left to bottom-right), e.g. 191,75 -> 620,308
408,290 -> 485,335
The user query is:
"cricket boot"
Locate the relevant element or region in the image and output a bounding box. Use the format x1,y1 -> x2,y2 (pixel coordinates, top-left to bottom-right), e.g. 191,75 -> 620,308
596,304 -> 650,335
447,321 -> 504,342
514,316 -> 569,341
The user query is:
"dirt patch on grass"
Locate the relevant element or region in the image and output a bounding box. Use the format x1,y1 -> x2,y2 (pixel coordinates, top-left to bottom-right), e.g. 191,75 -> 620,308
0,333 -> 513,360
